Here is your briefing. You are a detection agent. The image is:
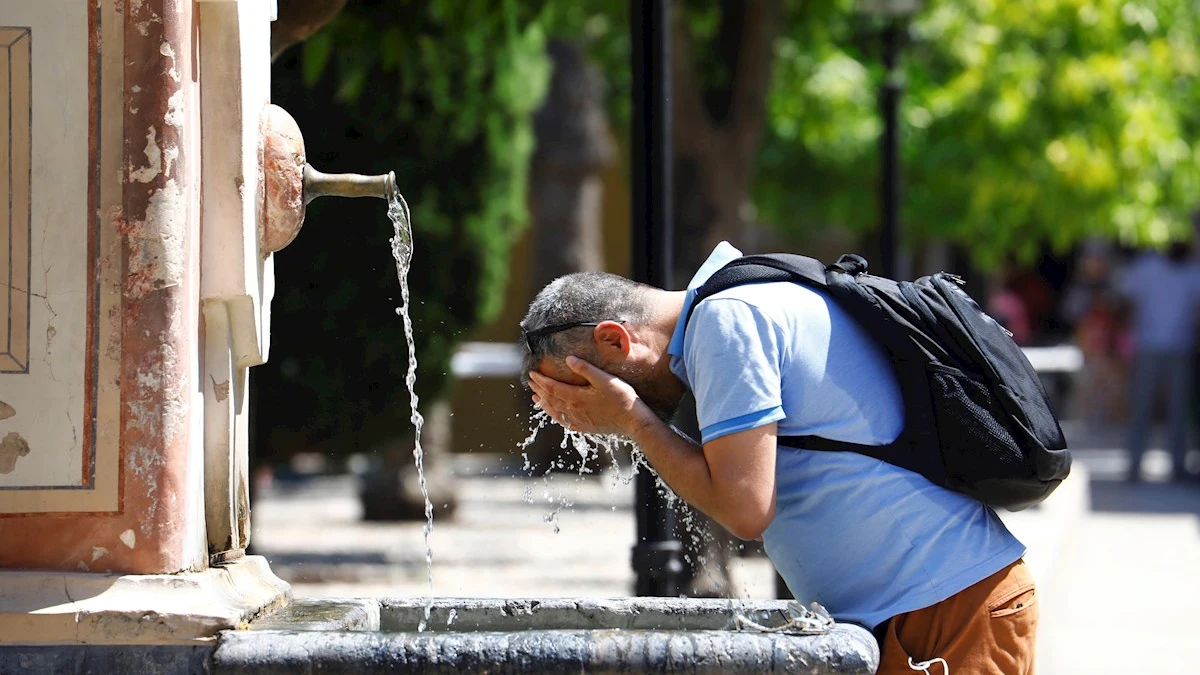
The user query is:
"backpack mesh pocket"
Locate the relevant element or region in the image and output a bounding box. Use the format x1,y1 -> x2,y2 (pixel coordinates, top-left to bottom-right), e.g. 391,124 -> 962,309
927,364 -> 1027,481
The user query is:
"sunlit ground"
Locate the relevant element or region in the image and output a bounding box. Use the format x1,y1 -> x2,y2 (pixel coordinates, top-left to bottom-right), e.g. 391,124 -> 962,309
253,457 -> 777,601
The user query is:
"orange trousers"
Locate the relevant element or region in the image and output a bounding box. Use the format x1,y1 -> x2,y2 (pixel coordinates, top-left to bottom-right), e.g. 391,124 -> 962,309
875,559 -> 1038,675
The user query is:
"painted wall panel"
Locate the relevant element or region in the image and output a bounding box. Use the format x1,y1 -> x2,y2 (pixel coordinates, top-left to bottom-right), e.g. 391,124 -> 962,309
0,0 -> 120,512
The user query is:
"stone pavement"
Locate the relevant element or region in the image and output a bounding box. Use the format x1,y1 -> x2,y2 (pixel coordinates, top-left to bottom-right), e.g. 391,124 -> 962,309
252,423 -> 1200,672
1031,424 -> 1200,675
252,457 -> 778,601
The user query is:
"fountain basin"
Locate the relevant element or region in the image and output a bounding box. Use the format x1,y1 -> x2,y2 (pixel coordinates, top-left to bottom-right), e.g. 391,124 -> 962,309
213,597 -> 879,674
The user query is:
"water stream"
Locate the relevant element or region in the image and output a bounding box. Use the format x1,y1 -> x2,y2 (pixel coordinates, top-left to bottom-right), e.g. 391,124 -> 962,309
387,191 -> 435,631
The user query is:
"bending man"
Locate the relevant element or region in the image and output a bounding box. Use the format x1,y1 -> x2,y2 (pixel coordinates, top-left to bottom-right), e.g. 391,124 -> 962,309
522,242 -> 1038,674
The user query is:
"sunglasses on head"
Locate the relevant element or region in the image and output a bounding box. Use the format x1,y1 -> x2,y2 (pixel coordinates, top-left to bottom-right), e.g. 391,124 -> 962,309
521,320 -> 626,353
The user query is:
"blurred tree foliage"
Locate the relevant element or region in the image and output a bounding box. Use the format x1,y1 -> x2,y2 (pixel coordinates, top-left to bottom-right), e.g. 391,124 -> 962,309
762,0 -> 1200,266
258,0 -> 550,459
260,0 -> 1200,459
550,0 -> 1200,267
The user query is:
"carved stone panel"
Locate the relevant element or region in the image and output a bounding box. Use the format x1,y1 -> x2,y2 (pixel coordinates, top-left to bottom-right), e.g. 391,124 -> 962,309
0,1 -> 120,512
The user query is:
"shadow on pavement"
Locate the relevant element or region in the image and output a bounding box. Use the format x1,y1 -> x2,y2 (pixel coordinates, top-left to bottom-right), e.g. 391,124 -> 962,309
264,551 -> 391,566
1088,476 -> 1200,515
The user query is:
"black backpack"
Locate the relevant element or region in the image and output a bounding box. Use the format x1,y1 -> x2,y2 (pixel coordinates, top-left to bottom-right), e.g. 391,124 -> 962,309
688,253 -> 1071,511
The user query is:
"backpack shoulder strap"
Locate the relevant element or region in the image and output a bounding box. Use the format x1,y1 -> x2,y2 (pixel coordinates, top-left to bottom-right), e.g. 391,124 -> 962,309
685,254 -> 833,328
684,253 -> 916,463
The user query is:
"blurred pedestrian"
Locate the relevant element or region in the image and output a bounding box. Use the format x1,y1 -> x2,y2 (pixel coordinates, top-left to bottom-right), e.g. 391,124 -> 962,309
1061,241 -> 1127,428
987,282 -> 1032,346
1121,240 -> 1200,481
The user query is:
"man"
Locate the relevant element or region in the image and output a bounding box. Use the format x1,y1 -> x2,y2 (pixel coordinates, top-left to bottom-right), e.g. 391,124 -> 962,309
522,242 -> 1038,674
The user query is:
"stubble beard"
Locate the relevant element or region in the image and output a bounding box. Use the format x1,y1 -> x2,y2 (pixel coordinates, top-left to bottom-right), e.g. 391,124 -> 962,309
622,368 -> 684,423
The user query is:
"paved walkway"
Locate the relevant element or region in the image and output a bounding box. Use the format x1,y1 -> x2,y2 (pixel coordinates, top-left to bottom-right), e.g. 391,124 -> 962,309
252,458 -> 778,601
252,424 -> 1200,672
1033,425 -> 1200,674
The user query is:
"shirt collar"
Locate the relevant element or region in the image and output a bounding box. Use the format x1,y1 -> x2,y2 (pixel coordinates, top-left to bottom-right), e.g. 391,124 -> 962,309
668,241 -> 744,357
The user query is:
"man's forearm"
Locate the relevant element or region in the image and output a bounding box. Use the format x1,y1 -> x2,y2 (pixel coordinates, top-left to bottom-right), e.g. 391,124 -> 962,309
625,410 -> 725,526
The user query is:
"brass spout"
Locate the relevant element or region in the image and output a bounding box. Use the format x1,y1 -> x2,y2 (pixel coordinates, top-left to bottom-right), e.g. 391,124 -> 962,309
302,165 -> 397,204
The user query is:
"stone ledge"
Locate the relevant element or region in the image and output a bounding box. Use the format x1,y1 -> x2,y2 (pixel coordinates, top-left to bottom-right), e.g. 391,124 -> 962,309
0,555 -> 290,645
380,596 -> 833,632
222,596 -> 879,674
213,625 -> 878,675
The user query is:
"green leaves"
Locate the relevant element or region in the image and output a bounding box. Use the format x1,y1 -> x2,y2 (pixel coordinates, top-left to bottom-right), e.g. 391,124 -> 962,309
548,0 -> 1200,266
302,32 -> 333,87
751,0 -> 1200,265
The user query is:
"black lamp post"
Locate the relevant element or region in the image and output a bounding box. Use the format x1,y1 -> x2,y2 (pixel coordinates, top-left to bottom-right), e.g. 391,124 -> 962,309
860,0 -> 921,279
629,0 -> 684,597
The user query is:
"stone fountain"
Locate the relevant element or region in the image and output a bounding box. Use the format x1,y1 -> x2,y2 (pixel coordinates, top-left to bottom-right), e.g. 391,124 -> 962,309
0,1 -> 876,672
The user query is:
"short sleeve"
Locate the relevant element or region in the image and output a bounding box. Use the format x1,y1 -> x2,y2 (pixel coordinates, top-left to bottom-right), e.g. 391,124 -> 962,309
683,297 -> 787,443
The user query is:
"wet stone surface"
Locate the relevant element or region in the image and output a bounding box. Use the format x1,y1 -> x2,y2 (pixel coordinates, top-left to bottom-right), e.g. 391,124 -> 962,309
250,597 -> 380,632
214,625 -> 877,675
382,597 -> 807,632
212,596 -> 879,674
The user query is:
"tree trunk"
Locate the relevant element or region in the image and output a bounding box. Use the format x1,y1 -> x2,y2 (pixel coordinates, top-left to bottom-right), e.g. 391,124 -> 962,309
271,0 -> 348,61
528,41 -> 612,289
670,0 -> 780,284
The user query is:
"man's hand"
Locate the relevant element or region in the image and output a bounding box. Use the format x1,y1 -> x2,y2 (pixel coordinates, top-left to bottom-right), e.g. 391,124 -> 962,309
528,356 -> 655,437
531,357 -> 777,540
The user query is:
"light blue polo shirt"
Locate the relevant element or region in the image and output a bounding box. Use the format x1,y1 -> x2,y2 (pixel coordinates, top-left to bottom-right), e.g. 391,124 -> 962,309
668,243 -> 1025,631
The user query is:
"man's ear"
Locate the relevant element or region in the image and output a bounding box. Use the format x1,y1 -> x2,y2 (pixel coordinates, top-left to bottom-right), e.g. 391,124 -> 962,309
592,320 -> 631,358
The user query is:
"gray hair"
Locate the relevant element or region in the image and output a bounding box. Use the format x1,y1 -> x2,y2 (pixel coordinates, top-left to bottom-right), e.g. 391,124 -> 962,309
519,272 -> 655,384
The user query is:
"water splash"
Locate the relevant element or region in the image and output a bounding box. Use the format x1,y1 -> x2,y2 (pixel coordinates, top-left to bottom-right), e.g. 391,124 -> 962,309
516,410 -> 650,533
516,410 -> 733,598
387,190 -> 435,631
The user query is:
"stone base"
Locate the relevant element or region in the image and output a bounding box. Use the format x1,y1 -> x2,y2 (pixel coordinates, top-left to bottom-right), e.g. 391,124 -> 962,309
0,555 -> 290,645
